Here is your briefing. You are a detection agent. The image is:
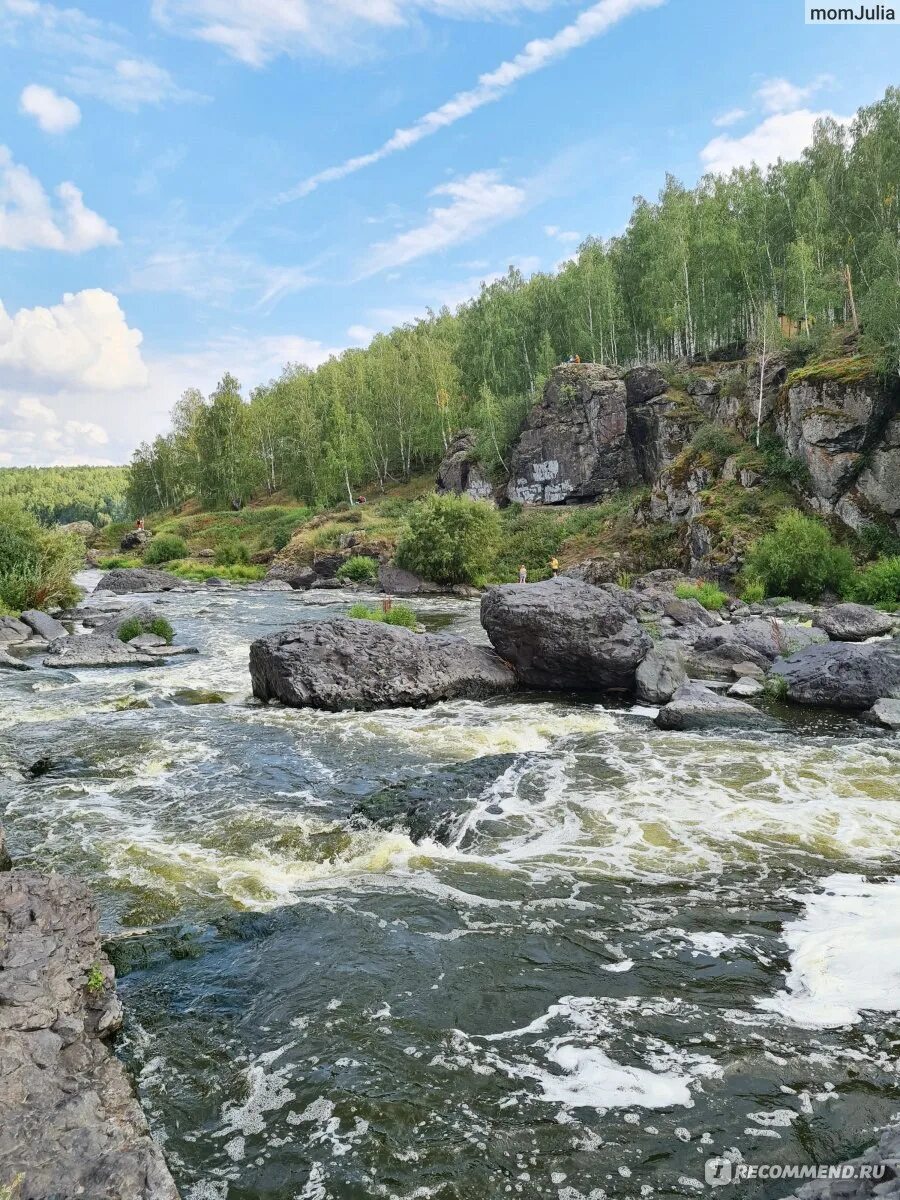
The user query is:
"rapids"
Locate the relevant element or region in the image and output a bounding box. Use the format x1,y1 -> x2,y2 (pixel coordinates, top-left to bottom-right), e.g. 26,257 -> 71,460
2,572 -> 899,1199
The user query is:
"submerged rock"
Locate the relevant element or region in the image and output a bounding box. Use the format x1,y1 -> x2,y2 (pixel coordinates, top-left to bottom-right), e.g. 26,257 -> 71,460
481,576 -> 651,693
655,681 -> 775,731
95,567 -> 181,594
43,633 -> 162,669
0,871 -> 180,1199
352,753 -> 520,844
771,641 -> 900,709
250,618 -> 517,710
814,602 -> 896,642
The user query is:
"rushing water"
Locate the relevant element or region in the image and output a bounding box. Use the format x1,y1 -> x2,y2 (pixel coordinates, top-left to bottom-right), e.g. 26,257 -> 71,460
2,574 -> 900,1200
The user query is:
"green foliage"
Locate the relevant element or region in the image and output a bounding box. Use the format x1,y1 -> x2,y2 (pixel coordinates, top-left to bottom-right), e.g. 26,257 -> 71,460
848,556 -> 900,606
117,617 -> 144,643
143,534 -> 188,564
616,570 -> 633,589
0,500 -> 83,614
168,562 -> 265,582
764,674 -> 788,701
758,433 -> 811,487
117,615 -> 174,644
348,602 -> 417,628
744,510 -> 855,600
149,617 -> 175,643
396,494 -> 501,585
674,581 -> 728,611
214,540 -> 250,566
0,465 -> 128,525
97,556 -> 141,570
690,423 -> 743,463
740,578 -> 766,604
85,964 -> 105,995
337,555 -> 379,582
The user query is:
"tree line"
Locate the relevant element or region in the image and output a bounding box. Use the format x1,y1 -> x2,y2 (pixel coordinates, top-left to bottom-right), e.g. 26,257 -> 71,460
0,466 -> 129,526
128,87 -> 900,515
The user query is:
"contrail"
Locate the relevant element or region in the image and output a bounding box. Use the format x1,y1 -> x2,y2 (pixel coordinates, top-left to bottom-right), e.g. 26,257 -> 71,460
278,0 -> 665,203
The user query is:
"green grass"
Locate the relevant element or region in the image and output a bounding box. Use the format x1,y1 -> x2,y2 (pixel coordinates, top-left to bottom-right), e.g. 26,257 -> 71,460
85,964 -> 105,995
337,555 -> 379,582
848,555 -> 900,607
740,579 -> 766,604
674,581 -> 728,611
168,562 -> 266,582
97,555 -> 141,570
348,601 -> 417,628
117,615 -> 174,644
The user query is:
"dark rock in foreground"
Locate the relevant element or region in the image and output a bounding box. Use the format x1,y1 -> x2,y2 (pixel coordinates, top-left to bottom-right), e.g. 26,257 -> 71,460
781,1123 -> 900,1199
655,681 -> 776,731
814,602 -> 896,642
771,641 -> 900,709
250,618 -> 517,710
95,568 -> 180,594
480,576 -> 651,693
0,871 -> 180,1199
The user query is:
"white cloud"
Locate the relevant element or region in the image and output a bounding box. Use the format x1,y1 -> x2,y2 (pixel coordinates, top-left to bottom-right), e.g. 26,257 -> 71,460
19,83 -> 81,133
0,145 -> 119,251
0,289 -> 147,390
152,0 -> 558,66
360,170 -> 526,276
699,108 -> 847,175
755,75 -> 832,114
281,0 -> 665,200
712,107 -> 746,128
544,224 -> 580,243
127,246 -> 315,311
67,57 -> 202,110
347,324 -> 376,344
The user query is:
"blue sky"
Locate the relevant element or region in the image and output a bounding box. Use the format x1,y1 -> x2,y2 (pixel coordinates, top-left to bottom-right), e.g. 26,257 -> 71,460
0,0 -> 898,466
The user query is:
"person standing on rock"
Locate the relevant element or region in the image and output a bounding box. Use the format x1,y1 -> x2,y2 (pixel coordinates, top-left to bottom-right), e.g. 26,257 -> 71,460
518,564 -> 528,584
549,557 -> 559,577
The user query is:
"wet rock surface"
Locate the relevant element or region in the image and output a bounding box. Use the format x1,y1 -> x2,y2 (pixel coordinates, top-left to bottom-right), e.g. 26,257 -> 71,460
814,602 -> 896,642
0,871 -> 180,1200
772,641 -> 900,709
95,568 -> 181,594
655,681 -> 776,731
43,634 -> 163,669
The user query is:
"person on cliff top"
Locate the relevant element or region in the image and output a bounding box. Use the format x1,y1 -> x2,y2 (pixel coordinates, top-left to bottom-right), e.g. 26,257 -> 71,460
518,564 -> 527,584
136,516 -> 144,531
549,556 -> 559,576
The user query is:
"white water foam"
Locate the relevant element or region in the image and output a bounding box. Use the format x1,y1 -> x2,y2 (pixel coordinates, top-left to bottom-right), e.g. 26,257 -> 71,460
759,873 -> 900,1028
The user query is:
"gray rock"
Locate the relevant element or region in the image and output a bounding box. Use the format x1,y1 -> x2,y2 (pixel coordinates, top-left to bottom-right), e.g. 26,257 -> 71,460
773,601 -> 819,618
265,564 -> 316,589
663,597 -> 721,628
0,871 -> 180,1199
682,641 -> 771,680
250,619 -> 517,711
656,681 -> 775,731
781,1122 -> 900,1199
19,609 -> 68,640
0,615 -> 31,645
94,603 -> 160,640
507,363 -> 638,504
204,576 -> 231,588
728,676 -> 764,698
771,641 -> 900,708
814,602 -> 895,642
635,643 -> 687,704
0,826 -> 10,871
310,577 -> 345,590
378,561 -> 446,596
480,576 -> 651,693
94,567 -> 180,594
120,528 -> 153,552
731,661 -> 766,679
0,649 -> 32,671
865,698 -> 900,729
436,429 -> 495,501
144,644 -> 198,657
254,578 -> 293,591
624,365 -> 668,405
58,519 -> 95,538
43,634 -> 161,669
128,633 -> 167,648
720,617 -> 830,660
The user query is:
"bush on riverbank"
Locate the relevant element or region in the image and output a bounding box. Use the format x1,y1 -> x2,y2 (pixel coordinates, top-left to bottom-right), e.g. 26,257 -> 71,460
396,494 -> 501,586
848,555 -> 900,607
144,535 -> 188,564
744,511 -> 855,600
337,555 -> 379,583
0,500 -> 83,614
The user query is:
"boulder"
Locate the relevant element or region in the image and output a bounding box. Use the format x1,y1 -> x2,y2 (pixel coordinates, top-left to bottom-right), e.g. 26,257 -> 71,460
0,871 -> 180,1199
731,661 -> 765,679
129,633 -> 167,648
814,602 -> 895,642
0,615 -> 31,645
771,641 -> 900,709
0,649 -> 32,671
663,597 -> 721,628
507,363 -> 638,504
711,618 -> 829,660
254,578 -> 293,591
480,576 -> 651,693
94,603 -> 160,640
655,681 -> 775,731
310,577 -> 345,590
58,520 -> 95,539
378,561 -> 446,596
728,676 -> 764,698
865,698 -> 900,729
94,568 -> 180,594
19,609 -> 69,641
436,429 -> 495,501
265,564 -> 316,590
120,528 -> 152,552
635,642 -> 687,704
681,640 -> 771,680
43,634 -> 161,669
624,366 -> 668,406
250,619 -> 517,711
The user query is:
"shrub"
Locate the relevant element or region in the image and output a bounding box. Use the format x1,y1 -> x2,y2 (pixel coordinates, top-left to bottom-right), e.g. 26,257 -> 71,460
117,616 -> 175,645
348,602 -> 417,628
97,555 -> 140,570
740,578 -> 766,604
0,500 -> 83,614
149,617 -> 175,643
848,556 -> 900,607
337,555 -> 379,583
690,423 -> 742,462
117,617 -> 144,643
214,540 -> 250,566
744,510 -> 855,601
168,562 -> 265,582
674,581 -> 728,611
758,433 -> 811,486
144,534 -> 187,564
396,493 -> 501,585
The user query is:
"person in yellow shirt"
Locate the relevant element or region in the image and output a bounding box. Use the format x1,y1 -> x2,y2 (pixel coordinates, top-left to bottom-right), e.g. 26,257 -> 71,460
549,557 -> 559,577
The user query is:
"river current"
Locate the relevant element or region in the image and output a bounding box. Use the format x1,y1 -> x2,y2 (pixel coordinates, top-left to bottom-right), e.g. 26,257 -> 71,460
2,574 -> 900,1200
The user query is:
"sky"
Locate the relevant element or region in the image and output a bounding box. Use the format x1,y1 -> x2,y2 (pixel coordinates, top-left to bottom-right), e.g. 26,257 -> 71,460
0,0 -> 897,467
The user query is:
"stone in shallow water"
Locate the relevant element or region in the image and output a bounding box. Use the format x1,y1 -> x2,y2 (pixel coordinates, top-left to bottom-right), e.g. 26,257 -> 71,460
43,633 -> 161,668
771,641 -> 900,709
865,698 -> 900,730
656,681 -> 776,731
814,602 -> 896,642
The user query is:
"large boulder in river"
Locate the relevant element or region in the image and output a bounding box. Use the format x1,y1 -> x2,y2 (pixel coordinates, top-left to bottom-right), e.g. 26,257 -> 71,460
0,615 -> 31,646
771,641 -> 900,708
480,576 -> 651,693
19,609 -> 68,641
0,871 -> 180,1199
813,602 -> 895,642
507,363 -> 639,504
265,563 -> 316,590
95,567 -> 180,594
655,681 -> 776,731
43,634 -> 161,669
378,561 -> 446,596
250,619 -> 517,711
702,618 -> 828,661
635,642 -> 687,704
436,429 -> 494,501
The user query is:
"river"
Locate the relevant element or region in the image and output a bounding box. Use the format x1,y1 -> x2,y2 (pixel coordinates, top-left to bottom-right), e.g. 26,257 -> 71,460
2,574 -> 899,1200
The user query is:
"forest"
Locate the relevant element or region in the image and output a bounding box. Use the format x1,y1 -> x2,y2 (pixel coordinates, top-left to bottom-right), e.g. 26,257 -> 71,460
49,89 -> 900,516
0,465 -> 130,526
